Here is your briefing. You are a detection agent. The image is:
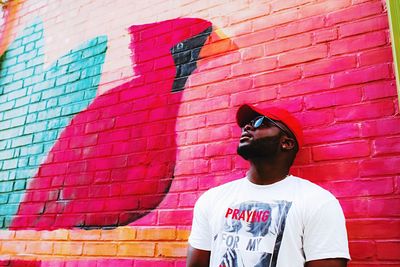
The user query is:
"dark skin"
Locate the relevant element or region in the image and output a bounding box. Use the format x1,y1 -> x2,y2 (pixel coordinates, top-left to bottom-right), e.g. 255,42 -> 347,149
187,121 -> 348,267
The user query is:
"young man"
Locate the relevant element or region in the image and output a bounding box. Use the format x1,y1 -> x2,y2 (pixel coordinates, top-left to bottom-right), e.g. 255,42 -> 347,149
187,104 -> 350,267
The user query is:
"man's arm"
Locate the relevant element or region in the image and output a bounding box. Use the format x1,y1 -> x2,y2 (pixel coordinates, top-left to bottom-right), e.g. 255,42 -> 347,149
306,258 -> 348,267
186,245 -> 211,267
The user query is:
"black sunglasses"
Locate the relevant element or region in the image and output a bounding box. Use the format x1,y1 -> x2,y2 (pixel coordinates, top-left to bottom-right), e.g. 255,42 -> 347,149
245,116 -> 291,137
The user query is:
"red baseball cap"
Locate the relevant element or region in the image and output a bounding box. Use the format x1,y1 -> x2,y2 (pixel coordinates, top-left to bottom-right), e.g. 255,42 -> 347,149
236,104 -> 304,148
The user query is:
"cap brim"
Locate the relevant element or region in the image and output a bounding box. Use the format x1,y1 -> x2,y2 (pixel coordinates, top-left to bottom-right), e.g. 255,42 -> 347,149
236,104 -> 264,127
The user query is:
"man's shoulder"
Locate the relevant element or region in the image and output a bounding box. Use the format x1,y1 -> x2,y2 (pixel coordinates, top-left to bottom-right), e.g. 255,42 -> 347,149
288,175 -> 338,202
197,177 -> 245,202
205,177 -> 245,193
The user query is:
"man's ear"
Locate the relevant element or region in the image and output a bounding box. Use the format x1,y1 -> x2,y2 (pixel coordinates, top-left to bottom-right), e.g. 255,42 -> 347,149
281,136 -> 296,151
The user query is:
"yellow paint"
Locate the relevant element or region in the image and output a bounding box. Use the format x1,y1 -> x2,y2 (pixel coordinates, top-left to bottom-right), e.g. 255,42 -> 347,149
0,227 -> 190,259
387,0 -> 400,106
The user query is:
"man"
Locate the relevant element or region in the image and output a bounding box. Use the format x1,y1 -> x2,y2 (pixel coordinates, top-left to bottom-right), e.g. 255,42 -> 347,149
187,104 -> 350,267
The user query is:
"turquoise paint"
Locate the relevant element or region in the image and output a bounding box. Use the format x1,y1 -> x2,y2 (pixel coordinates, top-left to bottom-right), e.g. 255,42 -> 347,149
0,19 -> 108,228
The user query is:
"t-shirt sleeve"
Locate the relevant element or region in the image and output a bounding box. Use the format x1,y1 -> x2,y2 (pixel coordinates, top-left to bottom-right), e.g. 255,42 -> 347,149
188,192 -> 212,251
303,197 -> 350,261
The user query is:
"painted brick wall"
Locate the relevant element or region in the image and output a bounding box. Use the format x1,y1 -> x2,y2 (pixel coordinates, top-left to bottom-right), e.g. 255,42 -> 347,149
0,0 -> 399,266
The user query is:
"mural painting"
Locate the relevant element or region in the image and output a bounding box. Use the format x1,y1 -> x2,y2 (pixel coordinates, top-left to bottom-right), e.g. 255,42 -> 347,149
0,0 -> 399,266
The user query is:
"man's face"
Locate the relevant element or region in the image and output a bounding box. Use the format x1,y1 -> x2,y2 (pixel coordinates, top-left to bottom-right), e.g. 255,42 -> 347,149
237,116 -> 283,160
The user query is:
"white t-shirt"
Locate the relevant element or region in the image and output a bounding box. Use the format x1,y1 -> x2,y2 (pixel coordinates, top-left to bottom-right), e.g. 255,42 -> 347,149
188,175 -> 350,267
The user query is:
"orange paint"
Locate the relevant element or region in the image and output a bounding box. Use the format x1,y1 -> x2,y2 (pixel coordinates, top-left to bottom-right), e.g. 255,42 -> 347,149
0,0 -> 23,55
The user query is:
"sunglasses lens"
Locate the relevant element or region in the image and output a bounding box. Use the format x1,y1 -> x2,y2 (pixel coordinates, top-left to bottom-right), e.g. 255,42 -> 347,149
253,117 -> 264,128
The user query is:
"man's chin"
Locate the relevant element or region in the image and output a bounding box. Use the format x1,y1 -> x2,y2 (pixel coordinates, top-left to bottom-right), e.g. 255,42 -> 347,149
237,144 -> 252,161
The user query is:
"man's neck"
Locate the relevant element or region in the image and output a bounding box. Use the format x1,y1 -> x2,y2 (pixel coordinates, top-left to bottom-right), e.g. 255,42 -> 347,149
247,158 -> 289,185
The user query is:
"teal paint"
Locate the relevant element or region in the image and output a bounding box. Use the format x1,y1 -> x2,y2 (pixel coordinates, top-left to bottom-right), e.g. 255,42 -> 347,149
0,19 -> 108,228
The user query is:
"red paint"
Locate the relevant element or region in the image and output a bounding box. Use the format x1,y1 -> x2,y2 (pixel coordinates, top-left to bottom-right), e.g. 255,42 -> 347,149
11,18 -> 212,230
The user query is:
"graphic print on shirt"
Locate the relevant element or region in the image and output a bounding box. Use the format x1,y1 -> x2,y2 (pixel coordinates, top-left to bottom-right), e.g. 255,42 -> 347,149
216,200 -> 292,267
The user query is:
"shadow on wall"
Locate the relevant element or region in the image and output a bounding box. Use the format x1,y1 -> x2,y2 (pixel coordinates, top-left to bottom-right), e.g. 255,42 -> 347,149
1,17 -> 215,230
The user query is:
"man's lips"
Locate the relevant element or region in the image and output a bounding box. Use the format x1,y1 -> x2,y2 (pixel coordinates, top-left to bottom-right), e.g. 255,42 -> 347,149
240,132 -> 252,142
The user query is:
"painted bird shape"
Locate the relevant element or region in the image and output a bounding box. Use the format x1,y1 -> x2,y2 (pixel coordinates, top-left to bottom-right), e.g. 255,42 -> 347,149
9,18 -> 212,230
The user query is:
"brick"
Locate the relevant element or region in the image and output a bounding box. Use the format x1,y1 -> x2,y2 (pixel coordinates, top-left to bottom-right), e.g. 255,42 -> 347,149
339,15 -> 389,38
210,157 -> 232,172
69,134 -> 98,148
136,227 -> 176,240
280,75 -> 330,97
303,55 -> 357,77
156,241 -> 187,257
330,31 -> 387,56
340,198 -> 369,218
368,198 -> 400,217
305,123 -> 360,145
15,229 -> 41,240
205,140 -> 238,157
69,229 -> 101,240
358,46 -> 393,66
158,210 -> 193,225
326,1 -> 383,26
254,67 -> 301,87
17,202 -> 45,215
373,136 -> 400,156
133,259 -> 174,267
333,64 -> 390,88
347,219 -> 400,239
176,227 -> 191,241
198,51 -> 240,71
118,242 -> 155,257
304,86 -> 362,110
231,87 -> 277,106
180,95 -> 229,116
169,177 -> 198,193
253,9 -> 299,31
299,0 -> 351,18
25,241 -> 53,254
313,28 -> 338,44
270,0 -> 313,12
0,241 -> 26,254
335,100 -> 394,122
278,44 -> 327,67
299,161 -> 359,182
321,177 -> 394,197
176,145 -> 205,160
230,4 -> 271,25
40,229 -> 69,240
362,80 -> 397,100
199,38 -> 235,59
0,230 -> 15,240
296,109 -> 335,128
241,45 -> 264,60
276,15 -> 324,38
189,66 -> 231,87
100,227 -> 137,241
197,125 -> 231,143
232,57 -> 277,77
179,192 -> 200,207
95,259 -> 135,267
83,242 -> 118,256
265,33 -> 312,56
361,158 -> 400,177
84,118 -> 115,134
348,241 -> 375,260
360,118 -> 400,137
312,141 -> 370,161
205,109 -> 235,126
376,241 -> 400,260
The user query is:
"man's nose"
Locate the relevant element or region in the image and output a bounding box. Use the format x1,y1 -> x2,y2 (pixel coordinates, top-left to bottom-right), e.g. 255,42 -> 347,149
242,123 -> 254,131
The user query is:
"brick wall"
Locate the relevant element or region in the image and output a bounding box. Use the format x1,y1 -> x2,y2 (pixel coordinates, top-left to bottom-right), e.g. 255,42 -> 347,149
0,0 -> 399,266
